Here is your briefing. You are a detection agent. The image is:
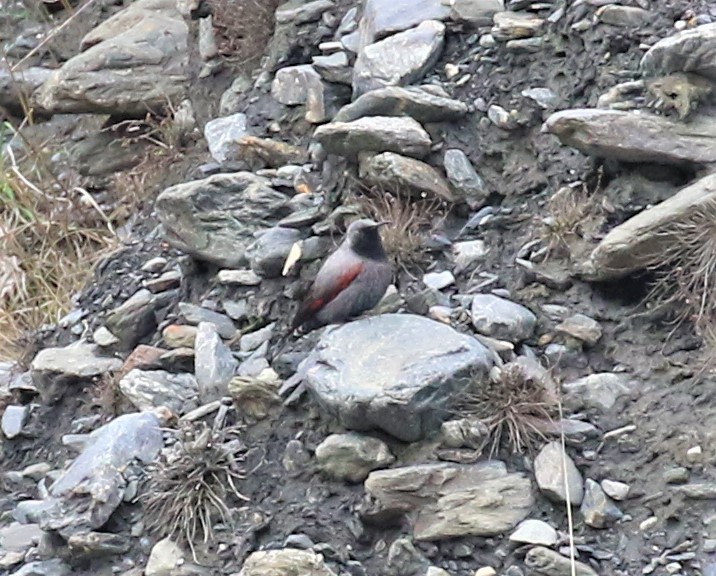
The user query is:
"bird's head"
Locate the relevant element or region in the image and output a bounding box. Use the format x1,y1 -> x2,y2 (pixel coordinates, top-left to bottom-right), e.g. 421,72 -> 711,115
345,218 -> 390,260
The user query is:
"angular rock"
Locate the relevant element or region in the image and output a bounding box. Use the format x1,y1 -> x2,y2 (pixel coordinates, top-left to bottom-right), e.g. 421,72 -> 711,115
353,20 -> 446,98
453,240 -> 489,273
315,433 -> 395,482
10,560 -> 72,576
359,152 -> 456,202
31,343 -> 122,404
162,325 -> 198,348
525,546 -> 598,576
238,549 -> 337,576
555,313 -> 602,346
37,411 -> 163,537
580,479 -> 623,528
143,270 -> 182,293
471,294 -> 536,342
217,269 -> 262,286
0,67 -> 52,116
314,116 -> 432,159
35,0 -> 188,115
1,405 -> 29,439
423,271 -> 455,290
313,52 -> 352,85
333,85 -> 469,124
239,324 -> 275,352
510,519 -> 558,546
145,537 -> 184,576
440,417 -> 488,449
298,314 -> 492,441
156,172 -> 290,268
543,109 -> 716,167
491,11 -> 544,41
364,461 -> 534,540
534,441 -> 584,505
357,0 -> 450,49
601,479 -> 630,501
597,5 -> 651,27
444,149 -> 489,208
203,113 -> 249,165
67,531 -> 131,558
105,289 -> 174,349
275,0 -> 334,24
445,0 -> 504,25
581,173 -> 716,280
245,227 -> 302,278
119,369 -> 198,413
235,136 -> 310,170
562,372 -> 637,412
641,23 -> 716,81
179,303 -> 236,339
194,322 -> 237,403
272,64 -> 322,105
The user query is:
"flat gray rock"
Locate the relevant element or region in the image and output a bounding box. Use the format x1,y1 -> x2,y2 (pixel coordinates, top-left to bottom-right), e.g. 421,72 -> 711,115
597,5 -> 651,27
313,116 -> 432,159
35,0 -> 188,115
580,479 -> 623,528
10,560 -> 72,576
534,441 -> 584,505
353,20 -> 446,98
119,369 -> 198,413
333,85 -> 468,124
471,294 -> 536,342
443,149 -> 489,208
156,172 -> 290,268
301,314 -> 493,441
105,288 -> 175,350
580,172 -> 716,280
194,322 -> 237,403
204,113 -> 250,165
543,108 -> 716,167
357,0 -> 450,49
37,411 -> 163,537
364,461 -> 534,540
179,303 -> 236,339
641,22 -> 716,81
562,372 -> 637,412
1,405 -> 29,439
359,152 -> 456,202
315,433 -> 395,483
525,546 -> 598,576
275,0 -> 335,25
313,52 -> 352,85
446,0 -> 504,24
246,227 -> 302,278
510,519 -> 558,546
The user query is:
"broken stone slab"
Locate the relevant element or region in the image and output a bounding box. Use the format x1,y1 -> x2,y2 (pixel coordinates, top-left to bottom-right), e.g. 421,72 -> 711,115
237,548 -> 337,576
357,0 -> 451,50
443,148 -> 489,209
194,322 -> 237,403
37,411 -> 164,538
534,441 -> 584,505
596,4 -> 651,27
313,116 -> 432,159
358,152 -> 456,202
315,433 -> 395,483
119,369 -> 198,413
491,11 -> 545,41
543,108 -> 716,167
312,52 -> 352,85
510,519 -> 558,546
580,479 -> 623,528
443,0 -> 504,25
156,172 -> 291,268
333,85 -> 469,124
0,67 -> 52,116
525,546 -> 598,576
178,303 -> 236,339
1,405 -> 30,439
34,2 -> 188,116
562,372 -> 638,412
353,20 -> 446,98
204,113 -> 250,165
271,64 -> 349,123
641,22 -> 716,81
245,227 -> 303,278
298,314 -> 492,442
105,288 -> 176,350
363,461 -> 534,540
580,172 -> 716,280
471,294 -> 536,342
31,343 -> 122,404
275,0 -> 335,25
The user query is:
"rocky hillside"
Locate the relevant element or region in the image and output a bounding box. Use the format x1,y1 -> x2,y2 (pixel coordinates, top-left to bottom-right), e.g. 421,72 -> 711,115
2,0 -> 716,575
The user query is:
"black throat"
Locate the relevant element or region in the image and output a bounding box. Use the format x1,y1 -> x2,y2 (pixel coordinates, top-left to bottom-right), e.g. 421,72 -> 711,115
351,228 -> 387,260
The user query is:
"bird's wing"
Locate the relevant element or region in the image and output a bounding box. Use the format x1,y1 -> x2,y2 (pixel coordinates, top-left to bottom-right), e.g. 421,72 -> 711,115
291,248 -> 365,329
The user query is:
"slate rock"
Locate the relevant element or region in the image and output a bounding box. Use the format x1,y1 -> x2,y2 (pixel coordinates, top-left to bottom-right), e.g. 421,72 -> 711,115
543,108 -> 716,167
9,560 -> 72,576
525,546 -> 598,576
194,322 -> 237,403
35,0 -> 188,115
37,411 -> 164,537
581,173 -> 716,280
119,369 -> 198,413
641,22 -> 716,81
601,479 -> 630,501
156,172 -> 290,268
145,537 -> 184,576
105,289 -> 175,350
510,519 -> 558,546
313,116 -> 432,159
444,149 -> 489,209
178,303 -> 236,339
333,85 -> 468,124
471,294 -> 536,342
534,441 -> 584,505
313,52 -> 352,85
359,152 -> 456,202
238,549 -> 337,576
353,20 -> 446,98
597,5 -> 651,27
162,325 -> 198,348
357,0 -> 450,49
272,64 -> 322,105
67,531 -> 131,559
491,11 -> 544,41
315,433 -> 396,482
580,479 -> 623,528
364,461 -> 534,540
562,372 -> 638,412
453,240 -> 489,273
245,227 -> 302,278
555,313 -> 602,346
446,0 -> 504,24
275,0 -> 334,24
203,113 -> 249,165
1,405 -> 29,439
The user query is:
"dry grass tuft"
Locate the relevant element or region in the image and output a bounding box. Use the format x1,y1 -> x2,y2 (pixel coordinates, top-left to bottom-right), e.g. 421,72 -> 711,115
457,360 -> 558,457
358,188 -> 446,274
143,422 -> 249,560
0,126 -> 118,360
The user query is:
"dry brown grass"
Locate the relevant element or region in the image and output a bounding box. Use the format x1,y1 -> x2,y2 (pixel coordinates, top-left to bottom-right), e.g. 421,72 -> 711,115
209,0 -> 282,68
457,360 -> 558,457
0,126 -> 118,360
143,422 -> 249,560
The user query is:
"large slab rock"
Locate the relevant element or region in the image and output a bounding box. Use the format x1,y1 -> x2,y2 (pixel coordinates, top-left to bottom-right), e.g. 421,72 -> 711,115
156,172 -> 290,267
333,85 -> 468,124
357,0 -> 450,50
363,461 -> 534,540
35,0 -> 188,116
580,172 -> 716,280
31,343 -> 122,404
301,314 -> 492,441
353,20 -> 446,98
37,411 -> 164,537
313,116 -> 432,159
641,23 -> 716,81
543,108 -> 716,167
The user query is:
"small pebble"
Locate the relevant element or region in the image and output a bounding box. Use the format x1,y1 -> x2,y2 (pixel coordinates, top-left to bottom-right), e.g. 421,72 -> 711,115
445,63 -> 460,79
141,257 -> 167,273
475,568 -> 497,576
686,446 -> 703,463
640,516 -> 658,531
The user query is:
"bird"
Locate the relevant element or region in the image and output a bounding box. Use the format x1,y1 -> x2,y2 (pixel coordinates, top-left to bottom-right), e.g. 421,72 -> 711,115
290,218 -> 393,334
